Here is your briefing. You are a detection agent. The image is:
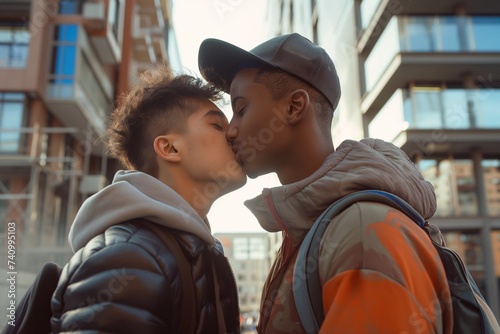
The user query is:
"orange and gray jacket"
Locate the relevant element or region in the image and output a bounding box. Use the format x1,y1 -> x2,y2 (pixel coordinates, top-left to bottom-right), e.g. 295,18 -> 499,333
245,138 -> 453,334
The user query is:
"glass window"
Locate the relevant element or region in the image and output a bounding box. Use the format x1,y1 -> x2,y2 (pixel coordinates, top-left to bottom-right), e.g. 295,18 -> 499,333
412,88 -> 443,128
249,238 -> 265,260
483,160 -> 500,217
420,159 -> 453,217
403,17 -> 435,51
455,159 -> 478,216
48,25 -> 78,99
419,159 -> 478,217
437,17 -> 461,51
0,25 -> 30,68
233,237 -> 266,260
474,89 -> 500,128
470,17 -> 500,51
59,0 -> 84,14
442,89 -> 469,128
0,93 -> 25,153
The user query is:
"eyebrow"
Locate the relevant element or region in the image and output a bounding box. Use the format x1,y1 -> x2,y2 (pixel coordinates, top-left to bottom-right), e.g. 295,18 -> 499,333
203,109 -> 228,121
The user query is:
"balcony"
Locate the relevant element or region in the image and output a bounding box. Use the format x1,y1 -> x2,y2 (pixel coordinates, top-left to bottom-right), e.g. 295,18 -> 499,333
368,88 -> 500,159
0,126 -> 79,170
45,24 -> 112,151
361,16 -> 500,118
358,0 -> 500,53
133,0 -> 169,70
82,1 -> 121,64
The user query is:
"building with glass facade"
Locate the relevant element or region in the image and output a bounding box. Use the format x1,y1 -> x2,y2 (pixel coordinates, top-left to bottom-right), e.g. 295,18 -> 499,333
268,0 -> 500,319
0,1 -> 180,326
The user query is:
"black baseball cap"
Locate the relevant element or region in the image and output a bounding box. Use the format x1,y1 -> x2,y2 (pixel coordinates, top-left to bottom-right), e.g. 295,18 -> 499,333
198,33 -> 341,110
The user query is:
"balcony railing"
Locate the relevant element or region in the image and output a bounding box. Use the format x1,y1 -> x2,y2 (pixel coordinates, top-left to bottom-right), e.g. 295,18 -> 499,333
369,88 -> 500,142
0,126 -> 79,166
365,16 -> 500,92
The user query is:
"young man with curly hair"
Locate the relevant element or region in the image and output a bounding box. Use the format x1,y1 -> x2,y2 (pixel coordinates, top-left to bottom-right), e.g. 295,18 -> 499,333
50,66 -> 246,333
198,34 -> 453,333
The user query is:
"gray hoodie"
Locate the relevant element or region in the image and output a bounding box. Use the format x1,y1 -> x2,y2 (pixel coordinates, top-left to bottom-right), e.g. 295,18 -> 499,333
68,170 -> 216,252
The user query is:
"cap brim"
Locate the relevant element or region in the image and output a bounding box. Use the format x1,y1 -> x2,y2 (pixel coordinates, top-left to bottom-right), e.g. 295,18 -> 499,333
198,38 -> 274,93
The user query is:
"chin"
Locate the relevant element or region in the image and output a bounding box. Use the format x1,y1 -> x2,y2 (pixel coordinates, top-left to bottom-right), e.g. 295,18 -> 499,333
218,176 -> 248,197
232,175 -> 248,190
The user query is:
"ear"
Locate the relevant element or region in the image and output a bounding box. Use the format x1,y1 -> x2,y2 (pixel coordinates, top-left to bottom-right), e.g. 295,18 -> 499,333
153,135 -> 181,163
285,89 -> 310,125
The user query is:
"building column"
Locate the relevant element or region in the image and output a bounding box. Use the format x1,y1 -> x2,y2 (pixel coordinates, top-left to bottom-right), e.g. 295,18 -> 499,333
472,148 -> 500,318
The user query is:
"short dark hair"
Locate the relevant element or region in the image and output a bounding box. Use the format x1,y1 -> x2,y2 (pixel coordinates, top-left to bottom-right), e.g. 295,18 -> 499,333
253,68 -> 334,136
107,64 -> 222,176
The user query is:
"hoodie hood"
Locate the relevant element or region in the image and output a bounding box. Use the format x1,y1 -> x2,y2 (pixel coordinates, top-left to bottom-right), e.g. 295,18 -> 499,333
68,170 -> 216,252
245,138 -> 436,245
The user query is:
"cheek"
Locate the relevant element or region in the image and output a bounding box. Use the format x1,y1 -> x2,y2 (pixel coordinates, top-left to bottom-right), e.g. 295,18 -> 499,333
240,109 -> 270,136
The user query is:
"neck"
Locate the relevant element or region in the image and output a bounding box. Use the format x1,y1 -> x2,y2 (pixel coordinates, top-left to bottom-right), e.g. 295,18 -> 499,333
157,170 -> 212,221
277,135 -> 333,185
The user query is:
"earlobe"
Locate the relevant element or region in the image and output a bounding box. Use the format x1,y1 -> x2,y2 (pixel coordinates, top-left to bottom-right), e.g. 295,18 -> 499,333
286,89 -> 310,125
153,135 -> 181,162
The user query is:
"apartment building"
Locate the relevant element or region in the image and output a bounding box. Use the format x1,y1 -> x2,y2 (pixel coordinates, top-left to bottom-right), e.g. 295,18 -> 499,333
215,232 -> 271,323
268,0 -> 500,318
0,0 -> 178,295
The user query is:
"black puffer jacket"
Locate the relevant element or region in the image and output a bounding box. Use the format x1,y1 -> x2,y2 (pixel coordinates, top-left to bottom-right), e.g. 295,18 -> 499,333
51,221 -> 240,333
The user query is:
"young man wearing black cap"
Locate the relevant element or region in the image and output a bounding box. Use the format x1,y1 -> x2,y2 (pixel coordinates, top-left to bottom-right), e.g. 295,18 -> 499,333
199,34 -> 453,333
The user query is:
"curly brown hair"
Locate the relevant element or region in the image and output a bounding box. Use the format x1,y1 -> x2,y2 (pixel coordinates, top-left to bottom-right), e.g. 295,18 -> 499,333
107,65 -> 222,177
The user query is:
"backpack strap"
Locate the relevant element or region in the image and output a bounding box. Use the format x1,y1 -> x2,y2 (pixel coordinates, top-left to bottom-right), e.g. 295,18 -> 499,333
145,223 -> 197,333
293,190 -> 425,333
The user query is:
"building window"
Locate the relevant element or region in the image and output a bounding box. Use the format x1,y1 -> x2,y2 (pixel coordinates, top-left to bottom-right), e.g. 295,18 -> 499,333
0,25 -> 29,68
233,237 -> 266,260
402,17 -> 435,51
483,160 -> 500,217
470,17 -> 500,51
48,24 -> 78,99
0,93 -> 25,153
398,16 -> 500,53
58,0 -> 84,14
419,159 -> 478,217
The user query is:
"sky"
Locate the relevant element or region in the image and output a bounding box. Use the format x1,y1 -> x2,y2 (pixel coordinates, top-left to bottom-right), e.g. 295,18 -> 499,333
171,0 -> 282,233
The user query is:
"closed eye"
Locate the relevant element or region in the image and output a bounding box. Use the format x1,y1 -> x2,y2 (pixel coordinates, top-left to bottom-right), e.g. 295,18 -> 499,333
213,123 -> 224,131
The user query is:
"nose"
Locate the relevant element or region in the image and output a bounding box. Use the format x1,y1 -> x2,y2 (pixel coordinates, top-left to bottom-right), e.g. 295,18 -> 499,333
226,120 -> 237,143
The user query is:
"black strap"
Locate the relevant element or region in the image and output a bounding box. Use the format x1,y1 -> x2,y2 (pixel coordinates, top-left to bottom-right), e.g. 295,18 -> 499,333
146,223 -> 197,333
